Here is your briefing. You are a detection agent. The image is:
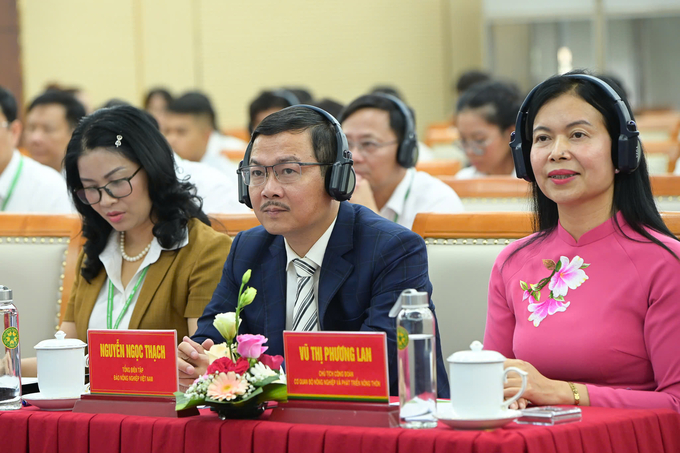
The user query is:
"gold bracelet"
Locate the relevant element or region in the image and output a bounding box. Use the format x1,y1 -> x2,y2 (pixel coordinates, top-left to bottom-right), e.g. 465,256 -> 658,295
568,382 -> 580,406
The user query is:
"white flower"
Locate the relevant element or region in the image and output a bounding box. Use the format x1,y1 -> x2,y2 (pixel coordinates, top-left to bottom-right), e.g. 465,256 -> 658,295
213,312 -> 240,342
247,362 -> 277,384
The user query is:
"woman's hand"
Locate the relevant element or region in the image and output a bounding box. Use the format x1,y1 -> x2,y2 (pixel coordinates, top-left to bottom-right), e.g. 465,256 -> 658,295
504,359 -> 575,406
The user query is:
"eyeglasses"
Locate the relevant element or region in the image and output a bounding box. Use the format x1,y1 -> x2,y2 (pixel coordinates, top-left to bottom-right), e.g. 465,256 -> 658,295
238,162 -> 330,186
347,140 -> 398,154
75,167 -> 142,205
455,135 -> 499,156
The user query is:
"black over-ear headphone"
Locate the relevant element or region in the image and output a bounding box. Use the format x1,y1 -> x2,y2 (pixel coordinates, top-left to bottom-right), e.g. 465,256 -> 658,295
509,73 -> 641,182
237,104 -> 356,208
373,93 -> 419,168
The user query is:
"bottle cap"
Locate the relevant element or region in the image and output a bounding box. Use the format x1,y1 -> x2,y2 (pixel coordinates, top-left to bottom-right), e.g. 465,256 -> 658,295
0,285 -> 12,302
388,289 -> 429,317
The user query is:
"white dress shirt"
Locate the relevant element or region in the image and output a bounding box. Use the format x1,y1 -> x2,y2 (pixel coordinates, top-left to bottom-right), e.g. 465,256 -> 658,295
199,132 -> 245,183
283,216 -> 338,330
88,229 -> 189,330
174,154 -> 250,214
379,167 -> 464,229
0,150 -> 73,213
454,165 -> 517,179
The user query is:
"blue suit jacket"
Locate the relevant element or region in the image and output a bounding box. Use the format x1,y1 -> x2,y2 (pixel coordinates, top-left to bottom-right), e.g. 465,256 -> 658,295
194,202 -> 450,397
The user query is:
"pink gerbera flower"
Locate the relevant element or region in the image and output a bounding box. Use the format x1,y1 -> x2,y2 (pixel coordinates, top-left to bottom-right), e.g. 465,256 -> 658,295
207,372 -> 249,401
528,297 -> 570,327
549,256 -> 588,298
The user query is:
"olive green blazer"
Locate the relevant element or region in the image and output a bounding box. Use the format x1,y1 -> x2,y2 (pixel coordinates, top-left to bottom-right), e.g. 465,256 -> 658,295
64,218 -> 232,342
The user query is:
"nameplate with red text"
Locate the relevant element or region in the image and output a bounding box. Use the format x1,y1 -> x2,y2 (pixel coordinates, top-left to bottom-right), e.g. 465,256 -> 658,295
88,330 -> 178,397
283,331 -> 389,402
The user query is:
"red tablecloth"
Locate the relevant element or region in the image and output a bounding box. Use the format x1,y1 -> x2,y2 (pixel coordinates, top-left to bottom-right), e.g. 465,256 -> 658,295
2,405 -> 679,453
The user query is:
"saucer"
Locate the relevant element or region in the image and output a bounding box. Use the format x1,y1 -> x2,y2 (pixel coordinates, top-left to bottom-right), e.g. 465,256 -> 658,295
23,392 -> 82,411
435,407 -> 522,430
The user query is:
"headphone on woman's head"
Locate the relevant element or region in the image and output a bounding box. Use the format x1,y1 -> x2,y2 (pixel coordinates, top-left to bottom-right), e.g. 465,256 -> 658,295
373,93 -> 419,168
509,73 -> 641,182
237,104 -> 356,208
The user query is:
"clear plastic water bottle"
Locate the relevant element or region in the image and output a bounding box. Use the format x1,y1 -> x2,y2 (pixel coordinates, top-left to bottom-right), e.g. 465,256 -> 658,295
392,289 -> 437,429
0,285 -> 21,410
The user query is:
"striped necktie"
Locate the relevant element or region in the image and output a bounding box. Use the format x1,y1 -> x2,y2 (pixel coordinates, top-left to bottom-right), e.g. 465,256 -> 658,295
292,258 -> 318,331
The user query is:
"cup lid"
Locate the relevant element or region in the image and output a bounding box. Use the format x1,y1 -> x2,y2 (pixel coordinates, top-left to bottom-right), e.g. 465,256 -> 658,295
447,340 -> 506,363
34,331 -> 87,350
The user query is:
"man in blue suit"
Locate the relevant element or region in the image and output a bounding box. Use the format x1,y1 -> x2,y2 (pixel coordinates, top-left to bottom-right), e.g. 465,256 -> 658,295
178,106 -> 449,397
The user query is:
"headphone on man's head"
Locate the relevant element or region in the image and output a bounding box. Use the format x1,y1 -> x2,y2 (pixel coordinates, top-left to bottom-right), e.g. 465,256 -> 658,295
509,73 -> 641,182
373,93 -> 419,168
237,104 -> 356,208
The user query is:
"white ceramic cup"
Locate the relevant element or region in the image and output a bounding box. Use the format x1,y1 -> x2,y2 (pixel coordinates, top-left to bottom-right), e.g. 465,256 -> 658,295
35,331 -> 88,399
448,341 -> 528,419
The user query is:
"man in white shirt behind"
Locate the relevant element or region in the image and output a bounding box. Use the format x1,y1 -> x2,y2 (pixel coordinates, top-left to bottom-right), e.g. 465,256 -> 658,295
163,92 -> 247,181
0,86 -> 72,213
339,94 -> 463,229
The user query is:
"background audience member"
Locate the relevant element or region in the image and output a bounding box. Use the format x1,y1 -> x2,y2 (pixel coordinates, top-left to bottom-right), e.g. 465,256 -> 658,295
485,72 -> 680,412
62,105 -> 232,343
369,86 -> 434,161
311,98 -> 344,120
144,87 -> 173,132
455,80 -> 521,179
24,90 -> 86,173
248,89 -> 299,133
0,86 -> 72,213
454,69 -> 491,96
340,94 -> 463,229
164,91 -> 247,178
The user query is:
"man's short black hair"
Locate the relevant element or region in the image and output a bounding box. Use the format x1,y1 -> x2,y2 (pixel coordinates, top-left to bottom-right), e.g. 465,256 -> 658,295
0,86 -> 18,122
252,106 -> 336,169
455,70 -> 491,94
311,99 -> 344,120
338,94 -> 415,144
27,90 -> 86,129
167,91 -> 217,130
248,91 -> 295,132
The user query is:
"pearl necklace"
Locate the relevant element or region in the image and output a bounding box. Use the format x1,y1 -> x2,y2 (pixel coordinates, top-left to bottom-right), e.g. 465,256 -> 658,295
119,231 -> 154,262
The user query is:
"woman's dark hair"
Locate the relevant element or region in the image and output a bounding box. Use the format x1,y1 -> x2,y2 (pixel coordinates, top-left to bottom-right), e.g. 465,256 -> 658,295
64,105 -> 210,282
144,88 -> 173,110
456,80 -> 522,132
510,70 -> 678,262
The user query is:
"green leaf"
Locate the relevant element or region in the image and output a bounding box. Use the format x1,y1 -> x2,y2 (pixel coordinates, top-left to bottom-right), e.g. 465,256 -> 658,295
554,259 -> 563,272
251,375 -> 279,388
554,295 -> 565,302
532,291 -> 541,301
257,383 -> 288,403
206,387 -> 264,406
175,392 -> 204,411
580,263 -> 590,269
530,283 -> 539,291
520,280 -> 529,291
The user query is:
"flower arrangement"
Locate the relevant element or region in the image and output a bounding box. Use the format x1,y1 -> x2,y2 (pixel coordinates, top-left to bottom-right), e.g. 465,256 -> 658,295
176,270 -> 287,416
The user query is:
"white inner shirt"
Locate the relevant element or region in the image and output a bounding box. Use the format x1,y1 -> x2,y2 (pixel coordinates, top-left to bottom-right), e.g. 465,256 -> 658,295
284,216 -> 338,330
88,229 -> 188,330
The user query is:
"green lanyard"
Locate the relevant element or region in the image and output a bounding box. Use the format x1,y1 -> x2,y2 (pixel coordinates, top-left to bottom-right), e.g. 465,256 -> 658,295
393,170 -> 416,224
107,267 -> 149,329
1,154 -> 24,211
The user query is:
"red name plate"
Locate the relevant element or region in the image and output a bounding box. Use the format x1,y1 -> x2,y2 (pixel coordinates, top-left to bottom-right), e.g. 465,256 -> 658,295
283,331 -> 389,402
88,330 -> 178,397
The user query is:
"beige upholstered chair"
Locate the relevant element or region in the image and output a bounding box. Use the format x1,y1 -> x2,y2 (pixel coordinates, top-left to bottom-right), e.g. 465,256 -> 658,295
0,214 -> 82,357
207,213 -> 260,236
412,211 -> 680,361
438,176 -> 532,212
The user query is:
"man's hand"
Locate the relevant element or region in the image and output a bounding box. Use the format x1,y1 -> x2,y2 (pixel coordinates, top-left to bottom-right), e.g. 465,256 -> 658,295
350,174 -> 379,212
177,336 -> 214,390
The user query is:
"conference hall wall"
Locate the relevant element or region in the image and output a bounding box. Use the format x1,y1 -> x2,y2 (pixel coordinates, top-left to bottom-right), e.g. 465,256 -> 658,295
19,0 -> 483,134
